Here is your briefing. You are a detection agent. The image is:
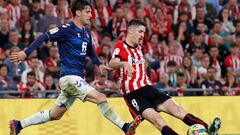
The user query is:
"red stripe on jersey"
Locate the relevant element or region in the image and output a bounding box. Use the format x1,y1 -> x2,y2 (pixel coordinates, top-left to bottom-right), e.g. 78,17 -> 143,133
133,49 -> 143,88
126,46 -> 136,92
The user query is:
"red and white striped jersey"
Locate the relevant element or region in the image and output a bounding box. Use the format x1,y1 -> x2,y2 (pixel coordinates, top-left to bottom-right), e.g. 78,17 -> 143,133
112,40 -> 152,95
224,55 -> 240,72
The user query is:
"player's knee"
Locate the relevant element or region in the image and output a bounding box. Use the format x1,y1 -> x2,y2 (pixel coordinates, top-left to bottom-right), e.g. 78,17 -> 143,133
95,93 -> 107,104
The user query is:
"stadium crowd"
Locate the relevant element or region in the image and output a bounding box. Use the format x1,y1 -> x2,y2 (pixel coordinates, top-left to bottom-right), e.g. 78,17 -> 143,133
0,0 -> 240,98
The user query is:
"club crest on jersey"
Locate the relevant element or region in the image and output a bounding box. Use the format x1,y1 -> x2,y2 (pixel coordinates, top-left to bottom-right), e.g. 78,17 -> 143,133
132,59 -> 145,65
77,33 -> 81,37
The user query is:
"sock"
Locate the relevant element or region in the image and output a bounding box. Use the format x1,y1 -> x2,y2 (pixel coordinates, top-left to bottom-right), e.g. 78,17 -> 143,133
161,126 -> 179,135
121,123 -> 130,133
20,110 -> 51,128
98,101 -> 125,130
183,113 -> 208,129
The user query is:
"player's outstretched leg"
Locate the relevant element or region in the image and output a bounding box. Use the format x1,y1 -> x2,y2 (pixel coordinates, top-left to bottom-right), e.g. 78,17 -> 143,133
9,106 -> 67,135
208,117 -> 221,135
86,90 -> 141,134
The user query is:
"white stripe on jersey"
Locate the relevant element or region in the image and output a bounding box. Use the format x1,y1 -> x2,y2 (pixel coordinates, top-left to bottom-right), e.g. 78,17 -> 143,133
123,44 -> 131,93
132,48 -> 140,90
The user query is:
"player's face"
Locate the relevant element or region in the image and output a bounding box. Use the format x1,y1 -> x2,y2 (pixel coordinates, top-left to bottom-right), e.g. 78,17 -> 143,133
132,25 -> 146,46
79,5 -> 92,26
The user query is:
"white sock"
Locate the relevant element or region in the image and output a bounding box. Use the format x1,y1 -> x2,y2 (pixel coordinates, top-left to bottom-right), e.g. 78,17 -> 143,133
20,110 -> 51,128
98,101 -> 125,129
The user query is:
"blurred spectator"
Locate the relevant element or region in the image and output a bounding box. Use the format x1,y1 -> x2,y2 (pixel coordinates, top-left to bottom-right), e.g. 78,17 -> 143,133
161,41 -> 183,72
191,46 -> 204,68
20,21 -> 35,46
55,0 -> 72,23
3,29 -> 25,56
175,21 -> 191,51
121,0 -> 135,22
187,30 -> 208,55
0,19 -> 10,48
224,43 -> 240,83
226,0 -> 239,21
176,72 -> 187,96
145,60 -> 158,84
92,0 -> 112,33
18,71 -> 46,98
195,0 -> 217,19
192,3 -> 213,30
17,4 -> 34,31
150,7 -> 171,41
166,60 -> 178,88
0,0 -> 7,14
91,70 -> 119,97
135,7 -> 151,35
196,22 -> 209,44
179,55 -> 198,88
201,67 -> 223,96
44,46 -> 60,79
44,73 -> 58,98
210,20 -> 233,51
173,0 -> 194,25
21,57 -> 44,83
98,43 -> 112,62
209,45 -> 226,79
222,73 -> 240,95
5,0 -> 21,29
38,3 -> 62,33
218,7 -> 235,34
143,0 -> 169,19
144,33 -> 162,70
198,54 -> 210,82
0,64 -> 17,91
105,6 -> 127,40
155,72 -> 169,90
4,46 -> 25,82
29,0 -> 44,32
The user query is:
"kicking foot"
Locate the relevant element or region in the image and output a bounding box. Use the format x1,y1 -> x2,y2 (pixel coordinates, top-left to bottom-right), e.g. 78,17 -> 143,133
125,115 -> 142,135
208,117 -> 221,135
9,120 -> 22,135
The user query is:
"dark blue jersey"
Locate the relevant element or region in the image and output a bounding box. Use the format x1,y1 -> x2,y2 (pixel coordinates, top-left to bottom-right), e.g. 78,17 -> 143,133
25,21 -> 101,78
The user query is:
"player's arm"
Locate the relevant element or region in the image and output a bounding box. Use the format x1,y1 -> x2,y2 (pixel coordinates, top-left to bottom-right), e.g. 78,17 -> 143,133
9,34 -> 49,62
109,57 -> 135,75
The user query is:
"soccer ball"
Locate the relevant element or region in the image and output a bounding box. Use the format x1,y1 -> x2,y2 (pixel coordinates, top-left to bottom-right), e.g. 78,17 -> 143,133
187,124 -> 208,135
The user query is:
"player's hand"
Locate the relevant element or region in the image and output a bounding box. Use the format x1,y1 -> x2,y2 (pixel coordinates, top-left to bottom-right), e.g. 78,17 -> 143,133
9,51 -> 27,62
122,62 -> 135,76
99,64 -> 113,74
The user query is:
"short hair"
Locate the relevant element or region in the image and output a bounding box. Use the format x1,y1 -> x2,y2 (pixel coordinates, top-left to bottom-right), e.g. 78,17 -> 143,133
230,43 -> 239,48
177,72 -> 184,77
71,0 -> 91,16
127,19 -> 146,29
209,45 -> 218,50
27,71 -> 36,77
167,60 -> 177,67
207,66 -> 216,72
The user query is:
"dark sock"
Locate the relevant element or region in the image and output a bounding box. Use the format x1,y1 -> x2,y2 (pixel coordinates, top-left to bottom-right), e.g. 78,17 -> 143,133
161,126 -> 178,135
183,113 -> 208,129
17,121 -> 23,130
122,123 -> 129,133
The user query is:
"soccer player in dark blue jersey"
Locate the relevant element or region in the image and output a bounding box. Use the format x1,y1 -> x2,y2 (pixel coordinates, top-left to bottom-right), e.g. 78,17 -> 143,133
8,1 -> 141,135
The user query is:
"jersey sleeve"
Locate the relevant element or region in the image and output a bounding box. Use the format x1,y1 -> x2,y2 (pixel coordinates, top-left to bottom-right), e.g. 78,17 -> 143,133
46,24 -> 69,42
112,40 -> 126,61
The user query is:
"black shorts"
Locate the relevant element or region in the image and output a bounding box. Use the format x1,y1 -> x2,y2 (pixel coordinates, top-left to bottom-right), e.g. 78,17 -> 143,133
124,85 -> 171,118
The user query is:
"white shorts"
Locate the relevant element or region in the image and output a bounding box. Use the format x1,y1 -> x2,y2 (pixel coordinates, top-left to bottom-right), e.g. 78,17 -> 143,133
55,75 -> 95,109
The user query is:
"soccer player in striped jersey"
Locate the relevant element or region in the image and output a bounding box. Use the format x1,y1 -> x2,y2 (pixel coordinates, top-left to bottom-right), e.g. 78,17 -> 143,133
8,1 -> 140,135
109,19 -> 221,135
